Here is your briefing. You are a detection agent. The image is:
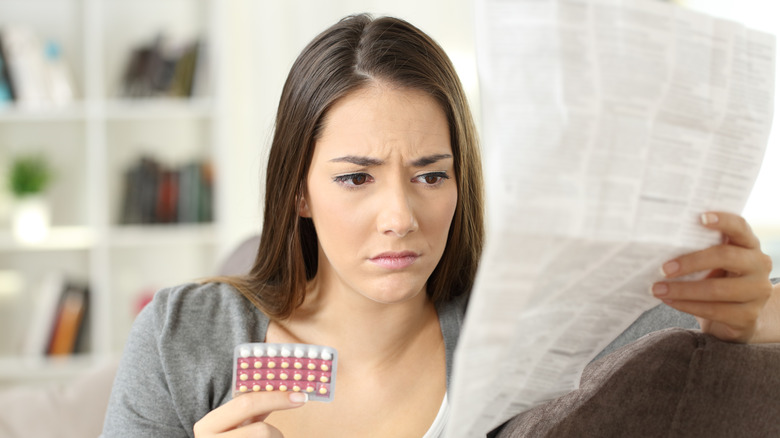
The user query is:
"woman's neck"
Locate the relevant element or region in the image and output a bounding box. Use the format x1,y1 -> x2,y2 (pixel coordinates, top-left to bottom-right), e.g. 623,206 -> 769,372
271,277 -> 440,372
263,274 -> 447,437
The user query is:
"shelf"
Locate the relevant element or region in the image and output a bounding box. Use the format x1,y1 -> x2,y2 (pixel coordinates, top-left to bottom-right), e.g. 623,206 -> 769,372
0,102 -> 87,122
0,99 -> 214,121
0,226 -> 95,252
0,224 -> 219,251
0,353 -> 108,386
103,97 -> 215,120
108,223 -> 217,247
0,0 -> 223,389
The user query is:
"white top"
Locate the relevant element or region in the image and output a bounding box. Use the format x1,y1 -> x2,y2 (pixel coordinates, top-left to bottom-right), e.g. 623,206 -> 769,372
422,393 -> 449,438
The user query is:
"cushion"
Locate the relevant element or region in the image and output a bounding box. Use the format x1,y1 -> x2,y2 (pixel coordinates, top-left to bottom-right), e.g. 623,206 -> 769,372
495,327 -> 780,437
0,358 -> 119,438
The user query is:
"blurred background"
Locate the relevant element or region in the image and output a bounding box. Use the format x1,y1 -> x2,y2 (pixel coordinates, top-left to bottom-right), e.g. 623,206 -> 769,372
0,0 -> 776,391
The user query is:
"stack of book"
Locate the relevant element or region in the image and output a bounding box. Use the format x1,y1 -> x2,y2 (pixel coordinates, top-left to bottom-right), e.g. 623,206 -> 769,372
120,34 -> 203,98
23,272 -> 90,357
120,156 -> 214,225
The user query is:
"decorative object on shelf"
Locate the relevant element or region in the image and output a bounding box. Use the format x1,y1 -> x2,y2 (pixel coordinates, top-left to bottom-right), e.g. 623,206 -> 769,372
8,153 -> 53,243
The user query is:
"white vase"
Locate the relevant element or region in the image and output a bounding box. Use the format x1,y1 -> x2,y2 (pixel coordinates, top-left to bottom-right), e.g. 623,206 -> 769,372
12,195 -> 51,243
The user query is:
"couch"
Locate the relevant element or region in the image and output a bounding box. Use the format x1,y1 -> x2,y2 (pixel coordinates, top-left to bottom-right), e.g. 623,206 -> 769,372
1,235 -> 778,437
492,327 -> 780,437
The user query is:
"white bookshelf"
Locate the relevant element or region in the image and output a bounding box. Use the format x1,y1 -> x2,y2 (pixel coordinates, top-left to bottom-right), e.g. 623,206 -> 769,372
0,226 -> 95,251
0,0 -> 226,386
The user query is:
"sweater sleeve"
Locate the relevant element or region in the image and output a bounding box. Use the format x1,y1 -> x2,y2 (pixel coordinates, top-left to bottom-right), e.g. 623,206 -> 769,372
101,282 -> 263,438
593,303 -> 699,361
101,287 -> 191,438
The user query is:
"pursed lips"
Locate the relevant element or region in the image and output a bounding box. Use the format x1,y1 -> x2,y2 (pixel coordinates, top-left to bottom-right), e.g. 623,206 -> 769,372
368,251 -> 420,269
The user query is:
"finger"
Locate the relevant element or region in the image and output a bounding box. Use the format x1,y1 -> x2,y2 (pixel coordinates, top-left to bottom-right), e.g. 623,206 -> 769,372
661,244 -> 772,279
699,212 -> 760,249
194,391 -> 307,435
651,276 -> 771,303
215,421 -> 285,438
660,299 -> 757,342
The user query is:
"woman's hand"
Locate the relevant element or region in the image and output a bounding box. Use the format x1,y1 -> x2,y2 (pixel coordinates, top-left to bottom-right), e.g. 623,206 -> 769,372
193,391 -> 307,437
651,212 -> 778,343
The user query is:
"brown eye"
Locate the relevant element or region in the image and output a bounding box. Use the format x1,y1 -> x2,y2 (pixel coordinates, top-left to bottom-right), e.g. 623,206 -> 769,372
351,174 -> 367,185
423,174 -> 440,184
334,173 -> 373,188
415,172 -> 449,186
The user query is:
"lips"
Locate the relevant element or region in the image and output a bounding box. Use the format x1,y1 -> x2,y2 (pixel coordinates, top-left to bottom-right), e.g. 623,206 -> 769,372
369,251 -> 420,269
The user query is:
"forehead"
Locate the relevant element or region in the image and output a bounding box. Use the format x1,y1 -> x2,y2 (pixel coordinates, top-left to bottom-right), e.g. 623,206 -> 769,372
314,84 -> 452,159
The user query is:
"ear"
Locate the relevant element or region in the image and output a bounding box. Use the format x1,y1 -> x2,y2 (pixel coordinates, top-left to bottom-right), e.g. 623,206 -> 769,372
297,194 -> 311,218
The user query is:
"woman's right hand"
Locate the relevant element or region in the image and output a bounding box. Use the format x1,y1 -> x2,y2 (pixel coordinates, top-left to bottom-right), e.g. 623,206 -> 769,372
193,391 -> 307,437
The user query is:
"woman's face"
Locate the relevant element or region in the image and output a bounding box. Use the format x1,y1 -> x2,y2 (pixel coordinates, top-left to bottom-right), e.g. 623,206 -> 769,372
302,84 -> 457,305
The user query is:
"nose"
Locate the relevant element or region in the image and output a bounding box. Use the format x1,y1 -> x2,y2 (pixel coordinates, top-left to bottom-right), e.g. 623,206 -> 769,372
377,180 -> 419,237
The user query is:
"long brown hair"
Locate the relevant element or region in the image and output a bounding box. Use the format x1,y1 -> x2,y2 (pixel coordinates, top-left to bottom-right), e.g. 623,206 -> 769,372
224,14 -> 484,319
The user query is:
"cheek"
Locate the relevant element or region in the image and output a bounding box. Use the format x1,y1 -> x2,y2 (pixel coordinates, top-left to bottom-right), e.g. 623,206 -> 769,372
307,188 -> 369,252
423,189 -> 458,245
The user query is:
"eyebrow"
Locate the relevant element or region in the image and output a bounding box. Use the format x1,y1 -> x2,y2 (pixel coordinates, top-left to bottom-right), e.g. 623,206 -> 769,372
329,156 -> 383,166
410,153 -> 453,167
329,153 -> 453,167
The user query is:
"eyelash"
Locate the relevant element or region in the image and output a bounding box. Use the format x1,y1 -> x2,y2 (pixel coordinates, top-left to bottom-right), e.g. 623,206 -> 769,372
332,172 -> 451,189
413,171 -> 450,187
332,173 -> 374,189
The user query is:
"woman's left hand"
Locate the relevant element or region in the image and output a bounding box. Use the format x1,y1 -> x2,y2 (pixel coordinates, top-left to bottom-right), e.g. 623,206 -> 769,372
651,211 -> 779,343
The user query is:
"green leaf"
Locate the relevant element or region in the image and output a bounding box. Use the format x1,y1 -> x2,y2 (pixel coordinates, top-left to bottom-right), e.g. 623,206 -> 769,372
9,155 -> 52,197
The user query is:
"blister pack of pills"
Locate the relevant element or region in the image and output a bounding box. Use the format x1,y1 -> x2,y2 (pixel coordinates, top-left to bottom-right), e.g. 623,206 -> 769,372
232,343 -> 338,402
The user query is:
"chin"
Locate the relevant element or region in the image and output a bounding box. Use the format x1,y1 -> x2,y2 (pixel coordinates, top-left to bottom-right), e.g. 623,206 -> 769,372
362,282 -> 428,305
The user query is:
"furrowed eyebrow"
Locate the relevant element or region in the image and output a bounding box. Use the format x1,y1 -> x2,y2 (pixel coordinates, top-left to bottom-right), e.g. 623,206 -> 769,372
329,156 -> 384,166
410,154 -> 453,167
328,153 -> 453,167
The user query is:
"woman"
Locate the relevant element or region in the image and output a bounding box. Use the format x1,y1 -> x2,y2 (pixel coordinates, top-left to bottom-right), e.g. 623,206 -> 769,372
102,14 -> 778,438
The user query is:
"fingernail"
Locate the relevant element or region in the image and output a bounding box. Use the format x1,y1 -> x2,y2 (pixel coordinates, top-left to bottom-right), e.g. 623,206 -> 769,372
661,261 -> 679,277
701,212 -> 718,225
651,283 -> 669,297
289,392 -> 308,404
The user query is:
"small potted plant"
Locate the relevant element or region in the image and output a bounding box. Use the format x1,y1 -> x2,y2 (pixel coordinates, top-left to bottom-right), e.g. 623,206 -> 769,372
9,154 -> 53,242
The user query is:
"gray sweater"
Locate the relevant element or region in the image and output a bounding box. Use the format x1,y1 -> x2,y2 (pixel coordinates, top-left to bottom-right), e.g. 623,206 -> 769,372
101,281 -> 696,437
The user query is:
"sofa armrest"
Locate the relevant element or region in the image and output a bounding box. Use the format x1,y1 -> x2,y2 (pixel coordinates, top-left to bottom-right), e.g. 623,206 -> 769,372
495,328 -> 780,437
0,358 -> 119,438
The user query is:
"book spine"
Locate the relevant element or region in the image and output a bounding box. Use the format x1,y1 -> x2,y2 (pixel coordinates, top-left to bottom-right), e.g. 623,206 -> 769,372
47,283 -> 88,356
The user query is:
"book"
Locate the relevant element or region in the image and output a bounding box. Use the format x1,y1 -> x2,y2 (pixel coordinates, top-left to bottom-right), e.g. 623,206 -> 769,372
169,40 -> 200,98
21,272 -> 66,357
120,164 -> 143,224
138,156 -> 161,224
156,169 -> 179,223
47,282 -> 89,356
0,34 -> 14,106
177,161 -> 200,223
198,160 -> 214,222
42,40 -> 76,106
0,25 -> 49,108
